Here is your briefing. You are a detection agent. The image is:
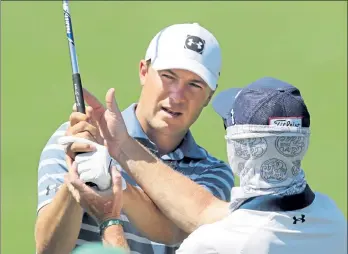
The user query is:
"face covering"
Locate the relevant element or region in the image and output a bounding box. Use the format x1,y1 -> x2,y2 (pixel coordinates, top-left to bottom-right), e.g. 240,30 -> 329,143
225,124 -> 311,211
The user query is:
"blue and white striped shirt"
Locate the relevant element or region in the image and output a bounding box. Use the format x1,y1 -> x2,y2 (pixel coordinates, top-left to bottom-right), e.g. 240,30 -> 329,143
37,103 -> 234,254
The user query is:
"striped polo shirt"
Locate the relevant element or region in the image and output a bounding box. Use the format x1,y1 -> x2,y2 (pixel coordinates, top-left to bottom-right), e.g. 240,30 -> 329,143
37,103 -> 234,254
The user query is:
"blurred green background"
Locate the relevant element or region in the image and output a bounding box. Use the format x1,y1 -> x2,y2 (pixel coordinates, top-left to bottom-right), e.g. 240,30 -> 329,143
1,1 -> 347,253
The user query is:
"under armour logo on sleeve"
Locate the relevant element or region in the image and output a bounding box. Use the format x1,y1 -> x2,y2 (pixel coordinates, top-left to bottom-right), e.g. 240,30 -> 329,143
293,214 -> 306,224
46,184 -> 59,196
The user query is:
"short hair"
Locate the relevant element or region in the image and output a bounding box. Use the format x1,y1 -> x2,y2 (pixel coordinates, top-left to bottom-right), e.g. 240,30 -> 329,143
146,59 -> 151,68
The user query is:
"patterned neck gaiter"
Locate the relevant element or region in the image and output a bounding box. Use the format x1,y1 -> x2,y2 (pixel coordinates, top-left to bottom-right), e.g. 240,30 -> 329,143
225,125 -> 311,211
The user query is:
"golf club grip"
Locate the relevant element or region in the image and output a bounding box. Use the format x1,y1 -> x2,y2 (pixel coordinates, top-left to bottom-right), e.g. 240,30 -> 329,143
71,75 -> 97,187
72,73 -> 86,114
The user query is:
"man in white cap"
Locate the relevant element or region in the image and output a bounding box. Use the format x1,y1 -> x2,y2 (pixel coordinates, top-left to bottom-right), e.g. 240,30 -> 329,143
35,23 -> 234,254
67,76 -> 346,254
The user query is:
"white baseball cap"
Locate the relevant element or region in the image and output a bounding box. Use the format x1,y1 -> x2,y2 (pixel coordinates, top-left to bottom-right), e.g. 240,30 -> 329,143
145,23 -> 222,91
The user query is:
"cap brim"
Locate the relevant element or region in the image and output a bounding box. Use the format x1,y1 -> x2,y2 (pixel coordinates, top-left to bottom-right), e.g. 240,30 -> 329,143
212,87 -> 242,120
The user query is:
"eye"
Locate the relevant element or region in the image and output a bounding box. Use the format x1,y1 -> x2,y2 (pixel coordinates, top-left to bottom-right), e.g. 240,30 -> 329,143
189,82 -> 202,89
161,74 -> 175,80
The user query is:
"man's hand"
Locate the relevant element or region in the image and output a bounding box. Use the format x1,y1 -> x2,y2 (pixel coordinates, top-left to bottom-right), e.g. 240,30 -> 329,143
66,105 -> 104,159
78,88 -> 131,157
65,159 -> 124,224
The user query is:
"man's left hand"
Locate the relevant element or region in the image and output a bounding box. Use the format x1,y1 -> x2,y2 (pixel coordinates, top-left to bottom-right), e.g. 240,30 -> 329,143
65,160 -> 124,224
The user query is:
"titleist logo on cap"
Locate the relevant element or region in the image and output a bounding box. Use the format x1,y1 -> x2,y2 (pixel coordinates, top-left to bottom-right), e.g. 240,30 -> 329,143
269,117 -> 302,127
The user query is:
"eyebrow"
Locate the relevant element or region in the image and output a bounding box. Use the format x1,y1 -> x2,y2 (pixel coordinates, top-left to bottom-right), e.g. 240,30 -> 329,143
164,70 -> 206,85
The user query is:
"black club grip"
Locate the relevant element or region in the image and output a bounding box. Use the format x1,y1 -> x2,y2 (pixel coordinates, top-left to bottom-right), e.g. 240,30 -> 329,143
72,73 -> 86,114
72,73 -> 96,188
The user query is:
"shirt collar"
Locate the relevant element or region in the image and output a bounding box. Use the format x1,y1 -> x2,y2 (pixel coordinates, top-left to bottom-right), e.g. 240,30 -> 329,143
121,103 -> 207,160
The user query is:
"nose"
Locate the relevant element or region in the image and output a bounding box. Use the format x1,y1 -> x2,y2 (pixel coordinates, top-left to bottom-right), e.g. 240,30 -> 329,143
168,82 -> 186,104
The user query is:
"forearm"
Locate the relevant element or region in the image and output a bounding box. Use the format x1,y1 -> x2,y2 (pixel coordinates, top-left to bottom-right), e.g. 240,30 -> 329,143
102,225 -> 130,252
35,184 -> 84,254
114,137 -> 227,233
123,184 -> 188,244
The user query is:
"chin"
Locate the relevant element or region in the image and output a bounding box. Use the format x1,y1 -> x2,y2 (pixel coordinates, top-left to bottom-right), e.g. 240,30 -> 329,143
151,119 -> 183,133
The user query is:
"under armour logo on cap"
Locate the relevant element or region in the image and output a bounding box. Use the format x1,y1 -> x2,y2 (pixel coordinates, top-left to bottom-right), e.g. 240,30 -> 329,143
185,35 -> 205,54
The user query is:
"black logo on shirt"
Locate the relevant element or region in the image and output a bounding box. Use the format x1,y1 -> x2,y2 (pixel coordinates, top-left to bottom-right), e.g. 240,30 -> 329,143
293,214 -> 305,224
46,184 -> 59,196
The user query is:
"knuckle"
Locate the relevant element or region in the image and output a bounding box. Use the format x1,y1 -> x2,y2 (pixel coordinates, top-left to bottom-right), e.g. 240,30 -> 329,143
69,112 -> 78,123
69,121 -> 88,135
72,142 -> 91,152
78,120 -> 90,131
69,143 -> 79,152
70,112 -> 89,124
71,143 -> 80,150
89,126 -> 98,136
82,121 -> 92,130
86,106 -> 93,116
77,131 -> 93,140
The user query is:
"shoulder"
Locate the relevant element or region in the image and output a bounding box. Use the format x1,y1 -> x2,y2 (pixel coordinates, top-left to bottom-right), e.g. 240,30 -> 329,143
38,122 -> 70,167
310,192 -> 346,220
313,191 -> 340,205
182,144 -> 233,184
180,143 -> 234,199
194,145 -> 231,170
222,209 -> 274,231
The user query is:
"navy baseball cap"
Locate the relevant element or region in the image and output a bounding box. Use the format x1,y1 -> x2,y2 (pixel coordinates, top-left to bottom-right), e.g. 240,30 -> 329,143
212,77 -> 310,128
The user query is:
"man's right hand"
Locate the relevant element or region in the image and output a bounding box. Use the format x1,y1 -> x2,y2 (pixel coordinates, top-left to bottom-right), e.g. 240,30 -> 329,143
66,105 -> 104,159
69,88 -> 131,159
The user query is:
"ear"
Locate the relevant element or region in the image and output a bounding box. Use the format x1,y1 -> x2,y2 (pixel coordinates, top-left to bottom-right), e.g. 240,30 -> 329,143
203,89 -> 215,107
139,60 -> 148,87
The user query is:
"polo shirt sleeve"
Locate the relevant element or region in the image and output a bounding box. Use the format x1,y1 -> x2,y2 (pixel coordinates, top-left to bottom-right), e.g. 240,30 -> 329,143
37,122 -> 70,213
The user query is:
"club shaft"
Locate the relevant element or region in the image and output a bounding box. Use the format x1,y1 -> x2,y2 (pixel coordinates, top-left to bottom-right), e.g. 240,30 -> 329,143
63,0 -> 79,74
63,0 -> 85,113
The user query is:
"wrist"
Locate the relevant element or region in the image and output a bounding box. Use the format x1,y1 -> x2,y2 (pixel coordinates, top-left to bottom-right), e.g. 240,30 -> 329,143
99,218 -> 123,237
64,183 -> 83,207
99,213 -> 121,224
110,135 -> 133,161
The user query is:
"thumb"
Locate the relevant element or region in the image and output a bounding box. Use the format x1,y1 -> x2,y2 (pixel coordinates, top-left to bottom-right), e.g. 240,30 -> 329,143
110,166 -> 122,193
105,88 -> 121,116
70,177 -> 92,194
68,160 -> 79,178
